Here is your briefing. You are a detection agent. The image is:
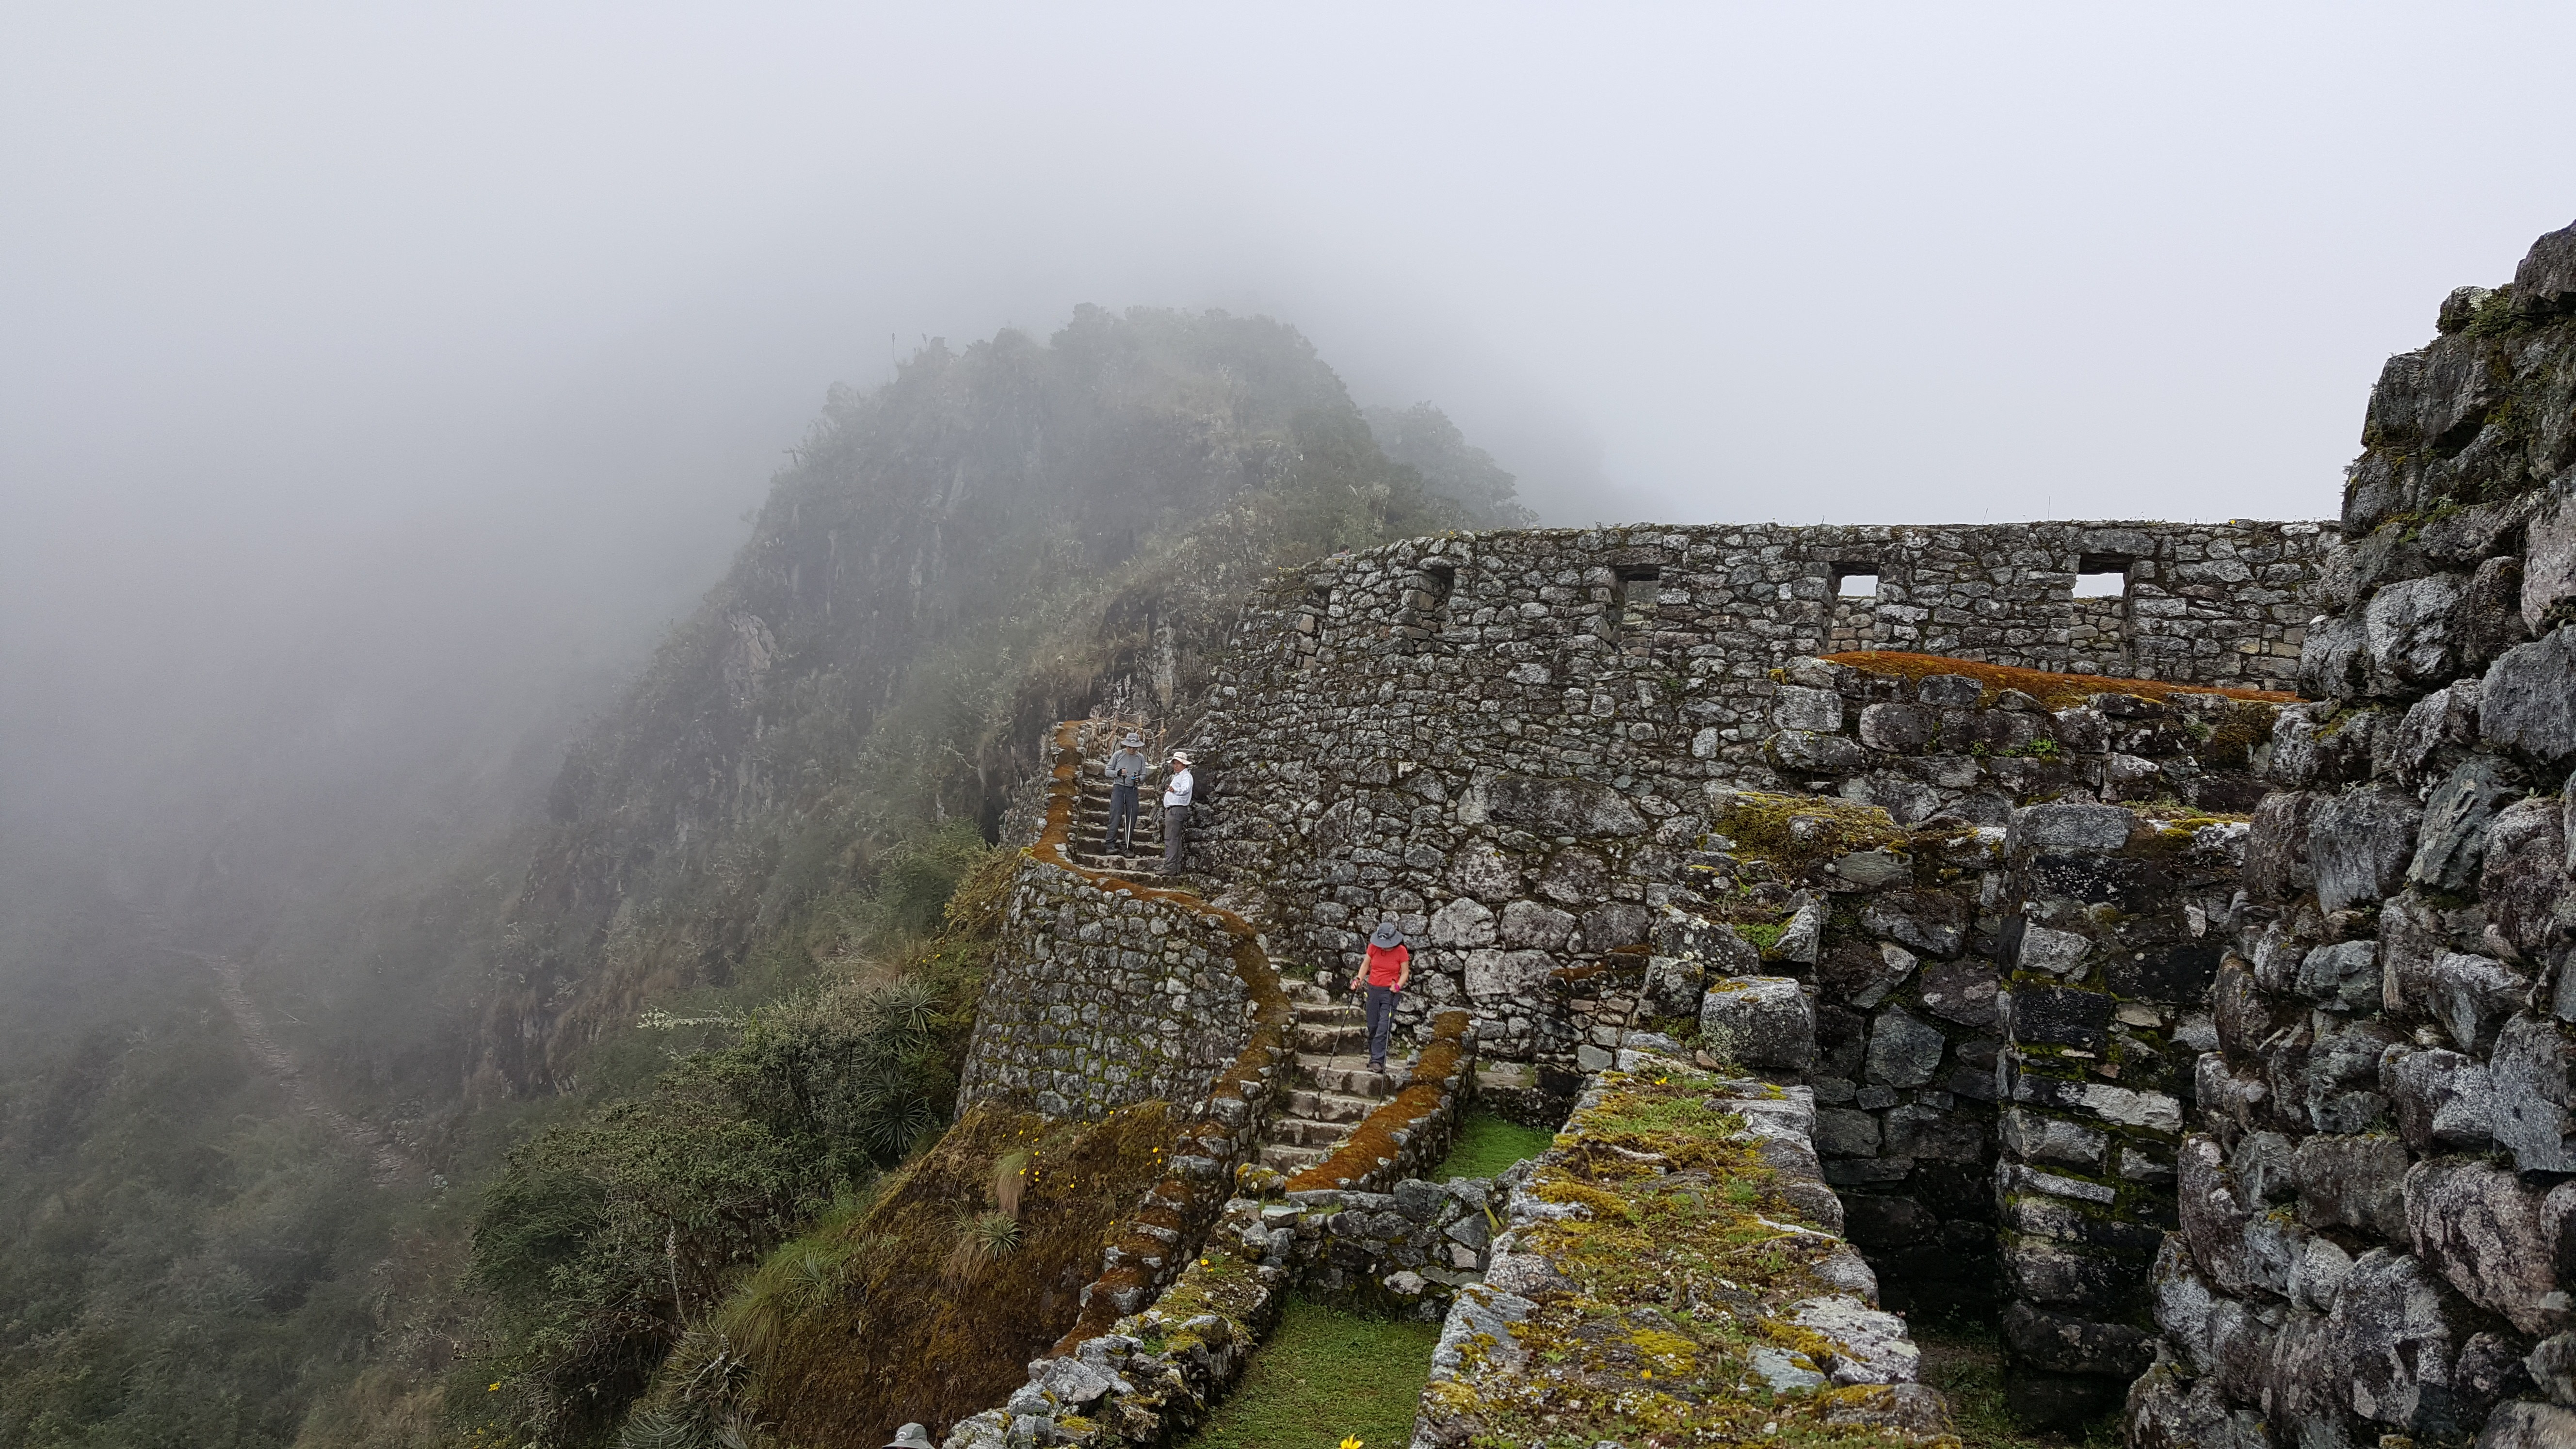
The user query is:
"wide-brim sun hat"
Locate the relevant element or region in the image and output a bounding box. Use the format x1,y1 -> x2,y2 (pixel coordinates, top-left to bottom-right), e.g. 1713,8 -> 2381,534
884,1425 -> 936,1449
1169,751 -> 1192,765
1369,922 -> 1405,949
1122,732 -> 1143,747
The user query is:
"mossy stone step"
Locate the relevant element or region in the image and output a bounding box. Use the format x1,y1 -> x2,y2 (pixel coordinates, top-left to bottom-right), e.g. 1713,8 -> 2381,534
1295,1053 -> 1403,1096
1294,1022 -> 1367,1053
1269,1116 -> 1354,1148
1258,1142 -> 1331,1172
1284,1087 -> 1379,1123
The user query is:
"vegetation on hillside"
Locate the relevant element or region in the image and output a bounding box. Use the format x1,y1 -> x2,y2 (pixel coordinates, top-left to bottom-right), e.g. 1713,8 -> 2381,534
0,307 -> 1533,1449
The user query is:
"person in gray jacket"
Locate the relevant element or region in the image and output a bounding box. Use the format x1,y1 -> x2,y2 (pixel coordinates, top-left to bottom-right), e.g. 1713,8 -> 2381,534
1160,751 -> 1194,874
1102,730 -> 1150,854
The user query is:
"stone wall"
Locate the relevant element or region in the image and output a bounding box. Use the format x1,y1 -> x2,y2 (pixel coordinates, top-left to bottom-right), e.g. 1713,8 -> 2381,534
1188,521 -> 2323,1084
2127,221 -> 2576,1448
959,862 -> 1261,1119
1413,1059 -> 1955,1446
962,719 -> 1268,1121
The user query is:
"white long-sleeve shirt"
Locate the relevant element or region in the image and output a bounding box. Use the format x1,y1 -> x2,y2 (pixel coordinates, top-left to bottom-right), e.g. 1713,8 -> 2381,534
1162,768 -> 1194,808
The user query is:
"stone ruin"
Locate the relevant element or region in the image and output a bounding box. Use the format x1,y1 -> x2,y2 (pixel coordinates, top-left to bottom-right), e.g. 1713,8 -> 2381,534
950,221 -> 2576,1444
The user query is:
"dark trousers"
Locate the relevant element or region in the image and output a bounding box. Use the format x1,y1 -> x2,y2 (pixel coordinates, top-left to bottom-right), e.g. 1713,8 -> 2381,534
1103,782 -> 1140,853
1365,984 -> 1399,1069
1162,804 -> 1189,871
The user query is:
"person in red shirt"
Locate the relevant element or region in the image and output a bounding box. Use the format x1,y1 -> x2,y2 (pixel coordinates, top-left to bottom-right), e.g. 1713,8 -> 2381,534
1350,920 -> 1412,1074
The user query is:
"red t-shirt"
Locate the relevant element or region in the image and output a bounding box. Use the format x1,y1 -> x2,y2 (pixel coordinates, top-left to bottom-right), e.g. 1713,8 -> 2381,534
1364,942 -> 1410,987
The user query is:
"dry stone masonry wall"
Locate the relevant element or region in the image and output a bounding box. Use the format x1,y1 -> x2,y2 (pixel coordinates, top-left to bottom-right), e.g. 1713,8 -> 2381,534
2128,222 -> 2576,1449
1190,519 -> 2323,1093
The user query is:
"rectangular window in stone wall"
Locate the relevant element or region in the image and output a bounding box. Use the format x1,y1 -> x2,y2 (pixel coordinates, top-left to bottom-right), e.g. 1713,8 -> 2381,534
2074,553 -> 2132,598
1416,561 -> 1455,613
1613,566 -> 1660,629
1833,566 -> 1879,598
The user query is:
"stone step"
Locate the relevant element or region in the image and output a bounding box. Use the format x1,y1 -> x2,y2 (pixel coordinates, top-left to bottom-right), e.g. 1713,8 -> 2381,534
1296,1053 -> 1403,1096
1259,1142 -> 1331,1173
1294,1001 -> 1362,1025
1270,1116 -> 1358,1148
1294,1022 -> 1366,1054
1286,1088 -> 1380,1124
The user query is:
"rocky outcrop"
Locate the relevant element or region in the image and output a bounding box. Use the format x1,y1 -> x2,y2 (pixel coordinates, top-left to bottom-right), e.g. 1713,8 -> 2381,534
2129,219 -> 2576,1447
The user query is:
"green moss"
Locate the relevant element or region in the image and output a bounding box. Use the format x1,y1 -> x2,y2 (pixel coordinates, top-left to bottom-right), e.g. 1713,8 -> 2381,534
1434,1108 -> 1556,1181
1179,1296 -> 1442,1449
1713,791 -> 1907,879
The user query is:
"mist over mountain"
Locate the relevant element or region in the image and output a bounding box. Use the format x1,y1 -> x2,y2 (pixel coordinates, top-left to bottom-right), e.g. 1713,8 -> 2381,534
0,305 -> 1530,1446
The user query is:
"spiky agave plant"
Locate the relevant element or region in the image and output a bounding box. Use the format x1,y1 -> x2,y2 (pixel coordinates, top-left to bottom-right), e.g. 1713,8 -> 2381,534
868,976 -> 941,1039
942,1210 -> 1022,1287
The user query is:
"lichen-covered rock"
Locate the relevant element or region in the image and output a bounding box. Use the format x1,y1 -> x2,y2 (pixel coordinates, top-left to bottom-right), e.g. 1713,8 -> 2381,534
2481,627 -> 2576,772
2494,1014 -> 2576,1173
2410,753 -> 2529,895
2320,1247 -> 2486,1436
1699,975 -> 1816,1071
2404,1155 -> 2569,1336
2310,785 -> 2426,913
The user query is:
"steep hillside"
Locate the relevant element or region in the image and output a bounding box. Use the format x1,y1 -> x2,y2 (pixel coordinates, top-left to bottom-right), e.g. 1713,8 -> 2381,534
482,306 -> 1520,1092
0,305 -> 1529,1449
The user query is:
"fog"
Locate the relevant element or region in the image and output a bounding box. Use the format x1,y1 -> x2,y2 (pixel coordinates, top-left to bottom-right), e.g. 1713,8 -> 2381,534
4,3 -> 2572,896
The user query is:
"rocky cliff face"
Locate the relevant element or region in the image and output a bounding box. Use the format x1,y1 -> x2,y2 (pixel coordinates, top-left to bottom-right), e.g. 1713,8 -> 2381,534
2130,222 -> 2576,1447
475,307 -> 1523,1092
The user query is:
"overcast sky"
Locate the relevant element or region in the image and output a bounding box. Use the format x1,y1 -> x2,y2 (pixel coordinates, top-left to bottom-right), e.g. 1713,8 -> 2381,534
4,3 -> 2572,857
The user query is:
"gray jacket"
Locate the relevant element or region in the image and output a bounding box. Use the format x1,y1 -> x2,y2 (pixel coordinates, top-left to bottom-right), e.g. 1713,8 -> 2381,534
1106,748 -> 1150,786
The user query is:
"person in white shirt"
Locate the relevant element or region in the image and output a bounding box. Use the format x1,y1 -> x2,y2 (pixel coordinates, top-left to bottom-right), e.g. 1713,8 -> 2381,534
1160,751 -> 1194,874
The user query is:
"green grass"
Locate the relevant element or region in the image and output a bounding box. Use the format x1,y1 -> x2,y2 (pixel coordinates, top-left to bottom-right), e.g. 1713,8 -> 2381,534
1181,1296 -> 1440,1449
1433,1107 -> 1555,1180
1913,1318 -> 2121,1449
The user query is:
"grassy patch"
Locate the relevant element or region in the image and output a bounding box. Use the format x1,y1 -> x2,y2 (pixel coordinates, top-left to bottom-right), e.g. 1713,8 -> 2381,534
1434,1108 -> 1555,1181
1181,1296 -> 1441,1449
1913,1319 -> 2118,1449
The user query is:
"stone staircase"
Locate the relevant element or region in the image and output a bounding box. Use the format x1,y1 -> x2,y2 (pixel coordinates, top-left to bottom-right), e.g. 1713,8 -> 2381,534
1259,981 -> 1406,1174
1057,719 -> 1408,1174
1065,721 -> 1165,883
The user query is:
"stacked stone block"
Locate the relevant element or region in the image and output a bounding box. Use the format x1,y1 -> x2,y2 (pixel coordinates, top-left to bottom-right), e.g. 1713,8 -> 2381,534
2127,221 -> 2576,1448
1765,653 -> 2283,826
1992,802 -> 2238,1426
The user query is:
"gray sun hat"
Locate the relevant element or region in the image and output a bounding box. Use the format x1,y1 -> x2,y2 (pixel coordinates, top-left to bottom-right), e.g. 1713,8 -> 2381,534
1122,731 -> 1143,747
885,1425 -> 936,1449
1369,921 -> 1405,949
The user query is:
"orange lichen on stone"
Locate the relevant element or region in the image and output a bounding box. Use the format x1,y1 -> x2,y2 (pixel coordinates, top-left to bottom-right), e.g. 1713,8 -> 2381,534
1026,718 -> 1295,1352
1819,650 -> 2295,708
1284,1008 -> 1472,1192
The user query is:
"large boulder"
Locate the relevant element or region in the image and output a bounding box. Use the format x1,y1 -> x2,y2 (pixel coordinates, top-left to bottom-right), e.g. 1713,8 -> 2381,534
2408,754 -> 2528,896
2483,627 -> 2576,772
2311,786 -> 2426,913
2366,570 -> 2470,692
2524,476 -> 2576,634
1698,976 -> 1815,1071
2245,790 -> 2321,902
2293,1132 -> 2409,1241
2404,1155 -> 2568,1336
1864,1005 -> 1947,1088
2428,950 -> 2531,1055
2481,797 -> 2570,960
1483,773 -> 1646,837
2382,1046 -> 2496,1154
2493,1014 -> 2576,1173
2319,1248 -> 2488,1437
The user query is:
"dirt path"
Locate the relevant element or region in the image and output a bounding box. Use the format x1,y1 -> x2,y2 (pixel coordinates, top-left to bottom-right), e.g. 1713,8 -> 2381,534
163,946 -> 417,1187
